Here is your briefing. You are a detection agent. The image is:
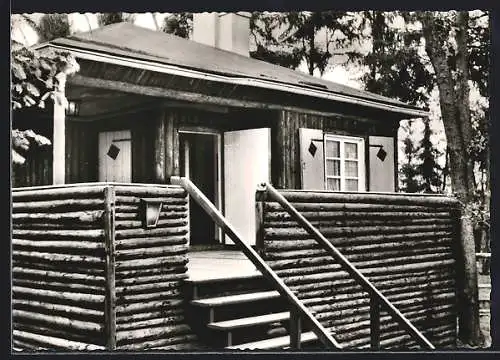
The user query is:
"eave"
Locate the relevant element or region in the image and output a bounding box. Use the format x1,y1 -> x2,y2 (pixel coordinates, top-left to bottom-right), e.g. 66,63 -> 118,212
35,43 -> 430,119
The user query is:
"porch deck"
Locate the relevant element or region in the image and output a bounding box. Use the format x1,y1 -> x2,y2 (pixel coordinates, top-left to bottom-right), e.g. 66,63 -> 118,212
186,250 -> 260,281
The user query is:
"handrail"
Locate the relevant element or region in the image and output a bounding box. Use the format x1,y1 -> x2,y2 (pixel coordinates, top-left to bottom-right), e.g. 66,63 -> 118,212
170,176 -> 342,350
261,183 -> 435,350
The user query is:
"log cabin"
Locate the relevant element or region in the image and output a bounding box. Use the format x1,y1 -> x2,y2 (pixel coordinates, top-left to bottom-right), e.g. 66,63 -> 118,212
12,13 -> 463,351
13,12 -> 428,249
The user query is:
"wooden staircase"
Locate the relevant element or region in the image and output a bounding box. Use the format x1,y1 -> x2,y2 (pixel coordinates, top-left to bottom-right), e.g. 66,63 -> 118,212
183,273 -> 320,350
173,177 -> 437,351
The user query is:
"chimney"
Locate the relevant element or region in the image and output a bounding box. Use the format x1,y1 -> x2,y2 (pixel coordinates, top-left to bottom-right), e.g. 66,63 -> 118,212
192,12 -> 251,57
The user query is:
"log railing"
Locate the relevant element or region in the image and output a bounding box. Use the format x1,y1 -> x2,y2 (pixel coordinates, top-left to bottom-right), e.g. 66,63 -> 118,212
260,183 -> 435,350
170,176 -> 341,350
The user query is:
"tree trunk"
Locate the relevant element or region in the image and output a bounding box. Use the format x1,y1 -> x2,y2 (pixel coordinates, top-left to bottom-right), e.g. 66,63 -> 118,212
419,11 -> 483,347
308,32 -> 315,75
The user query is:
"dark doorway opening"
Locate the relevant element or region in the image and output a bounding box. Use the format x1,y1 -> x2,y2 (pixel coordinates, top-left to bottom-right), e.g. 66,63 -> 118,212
180,132 -> 219,247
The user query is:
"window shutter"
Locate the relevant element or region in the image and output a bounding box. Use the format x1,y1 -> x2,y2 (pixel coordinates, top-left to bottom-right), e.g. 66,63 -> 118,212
299,128 -> 325,190
368,136 -> 395,192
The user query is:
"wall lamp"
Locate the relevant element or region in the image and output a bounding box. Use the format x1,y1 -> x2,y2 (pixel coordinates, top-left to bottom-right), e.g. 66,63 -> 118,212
139,199 -> 163,228
66,100 -> 81,116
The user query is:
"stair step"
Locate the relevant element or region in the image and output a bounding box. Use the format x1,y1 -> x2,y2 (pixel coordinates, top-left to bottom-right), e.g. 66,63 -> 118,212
208,311 -> 290,330
191,291 -> 281,308
226,331 -> 318,350
185,273 -> 263,284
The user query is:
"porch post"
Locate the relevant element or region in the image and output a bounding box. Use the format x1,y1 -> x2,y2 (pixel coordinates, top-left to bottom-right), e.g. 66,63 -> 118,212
154,109 -> 167,183
52,73 -> 66,185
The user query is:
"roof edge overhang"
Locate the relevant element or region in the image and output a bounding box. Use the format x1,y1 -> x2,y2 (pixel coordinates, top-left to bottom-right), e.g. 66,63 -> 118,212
36,43 -> 430,119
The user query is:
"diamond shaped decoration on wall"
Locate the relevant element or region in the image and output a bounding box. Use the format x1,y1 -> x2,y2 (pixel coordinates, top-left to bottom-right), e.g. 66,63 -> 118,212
308,142 -> 317,157
107,144 -> 120,160
377,147 -> 387,161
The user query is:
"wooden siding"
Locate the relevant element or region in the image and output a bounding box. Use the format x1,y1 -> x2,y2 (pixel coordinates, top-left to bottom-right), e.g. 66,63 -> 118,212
62,105 -> 275,185
258,190 -> 460,349
65,120 -> 96,183
65,110 -> 158,184
272,110 -> 399,189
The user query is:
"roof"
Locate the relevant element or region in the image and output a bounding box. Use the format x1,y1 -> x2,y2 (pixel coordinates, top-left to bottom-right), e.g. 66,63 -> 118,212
41,22 -> 427,117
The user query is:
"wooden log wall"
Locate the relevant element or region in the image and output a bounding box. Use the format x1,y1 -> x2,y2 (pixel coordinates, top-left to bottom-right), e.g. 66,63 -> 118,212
12,185 -> 108,351
112,184 -> 198,351
12,183 -> 200,352
258,190 -> 461,349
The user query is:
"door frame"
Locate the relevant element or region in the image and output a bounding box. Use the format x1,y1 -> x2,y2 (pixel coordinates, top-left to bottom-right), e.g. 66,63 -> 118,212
178,128 -> 223,243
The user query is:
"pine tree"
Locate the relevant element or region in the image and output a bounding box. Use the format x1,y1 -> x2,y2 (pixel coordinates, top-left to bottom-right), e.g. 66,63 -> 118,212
417,117 -> 443,193
399,121 -> 421,193
250,11 -> 359,75
349,11 -> 433,105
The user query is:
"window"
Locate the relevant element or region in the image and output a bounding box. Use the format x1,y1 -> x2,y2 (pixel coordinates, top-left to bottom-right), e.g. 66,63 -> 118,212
324,135 -> 365,192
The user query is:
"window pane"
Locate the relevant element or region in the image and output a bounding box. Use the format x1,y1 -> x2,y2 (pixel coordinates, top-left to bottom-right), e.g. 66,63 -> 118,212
326,159 -> 340,176
345,160 -> 358,177
345,179 -> 359,191
325,140 -> 340,157
345,142 -> 358,159
327,178 -> 341,191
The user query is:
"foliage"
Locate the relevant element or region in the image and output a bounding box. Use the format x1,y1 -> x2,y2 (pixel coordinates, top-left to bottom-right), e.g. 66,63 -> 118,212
37,13 -> 71,42
467,12 -> 490,98
250,11 -> 359,75
97,13 -> 135,27
349,11 -> 434,106
249,13 -> 302,69
11,45 -> 79,164
399,118 -> 444,194
11,46 -> 78,110
416,117 -> 444,193
162,13 -> 192,39
469,101 -> 490,245
399,121 -> 421,193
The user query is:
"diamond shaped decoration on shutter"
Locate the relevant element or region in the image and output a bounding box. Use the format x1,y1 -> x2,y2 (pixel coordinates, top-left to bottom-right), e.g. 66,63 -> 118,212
107,143 -> 120,160
308,141 -> 317,157
377,147 -> 387,161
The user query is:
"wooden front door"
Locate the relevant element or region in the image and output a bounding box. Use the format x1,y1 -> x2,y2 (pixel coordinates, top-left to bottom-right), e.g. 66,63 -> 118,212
98,130 -> 132,182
